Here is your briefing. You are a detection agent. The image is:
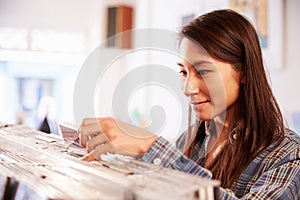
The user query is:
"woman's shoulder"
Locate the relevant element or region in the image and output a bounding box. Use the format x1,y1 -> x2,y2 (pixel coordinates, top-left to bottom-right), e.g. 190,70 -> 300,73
284,128 -> 300,143
281,128 -> 300,152
265,128 -> 300,167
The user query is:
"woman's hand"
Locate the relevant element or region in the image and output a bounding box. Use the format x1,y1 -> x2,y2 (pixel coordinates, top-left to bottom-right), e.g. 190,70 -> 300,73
78,118 -> 158,161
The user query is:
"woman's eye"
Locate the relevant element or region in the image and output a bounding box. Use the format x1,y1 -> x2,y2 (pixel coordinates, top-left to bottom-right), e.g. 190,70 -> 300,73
198,70 -> 209,76
179,70 -> 187,76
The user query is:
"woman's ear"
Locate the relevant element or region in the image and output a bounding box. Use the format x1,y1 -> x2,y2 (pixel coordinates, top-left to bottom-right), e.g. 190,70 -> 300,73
241,75 -> 246,84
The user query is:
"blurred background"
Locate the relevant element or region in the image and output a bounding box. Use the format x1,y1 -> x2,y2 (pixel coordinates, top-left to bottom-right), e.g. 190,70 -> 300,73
0,0 -> 299,136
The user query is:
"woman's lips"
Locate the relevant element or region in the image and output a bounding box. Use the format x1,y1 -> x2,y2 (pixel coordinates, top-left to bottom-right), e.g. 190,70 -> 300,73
190,100 -> 210,109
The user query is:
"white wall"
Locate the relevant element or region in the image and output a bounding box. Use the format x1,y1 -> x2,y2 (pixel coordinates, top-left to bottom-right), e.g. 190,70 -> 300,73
0,0 -> 106,53
132,0 -> 300,136
0,0 -> 102,125
269,0 -> 300,130
0,0 -> 299,134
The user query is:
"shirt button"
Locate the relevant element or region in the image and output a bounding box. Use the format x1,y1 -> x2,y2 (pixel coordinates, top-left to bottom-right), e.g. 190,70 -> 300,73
233,133 -> 237,140
153,158 -> 162,165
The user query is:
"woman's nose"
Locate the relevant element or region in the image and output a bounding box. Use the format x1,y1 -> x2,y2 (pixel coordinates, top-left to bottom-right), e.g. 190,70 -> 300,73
183,76 -> 200,96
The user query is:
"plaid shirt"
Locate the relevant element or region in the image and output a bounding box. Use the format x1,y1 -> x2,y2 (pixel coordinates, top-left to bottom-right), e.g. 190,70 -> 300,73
142,125 -> 300,199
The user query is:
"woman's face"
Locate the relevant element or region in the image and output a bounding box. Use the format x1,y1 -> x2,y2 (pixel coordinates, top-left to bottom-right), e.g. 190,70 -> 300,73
178,38 -> 242,122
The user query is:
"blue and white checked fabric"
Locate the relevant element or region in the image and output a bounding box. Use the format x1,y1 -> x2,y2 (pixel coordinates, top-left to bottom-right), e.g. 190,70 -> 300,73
142,127 -> 300,199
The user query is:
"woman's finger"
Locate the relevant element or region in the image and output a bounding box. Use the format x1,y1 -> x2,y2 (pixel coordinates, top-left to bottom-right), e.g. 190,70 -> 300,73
79,123 -> 103,147
80,118 -> 99,126
82,143 -> 113,161
81,153 -> 96,161
86,134 -> 108,152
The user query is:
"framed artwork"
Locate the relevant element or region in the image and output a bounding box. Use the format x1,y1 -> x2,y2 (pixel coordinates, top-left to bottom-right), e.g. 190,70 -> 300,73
230,0 -> 285,69
230,0 -> 268,48
182,14 -> 195,26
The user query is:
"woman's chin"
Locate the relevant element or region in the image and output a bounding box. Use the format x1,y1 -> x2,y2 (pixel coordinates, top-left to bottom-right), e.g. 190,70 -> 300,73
193,112 -> 213,121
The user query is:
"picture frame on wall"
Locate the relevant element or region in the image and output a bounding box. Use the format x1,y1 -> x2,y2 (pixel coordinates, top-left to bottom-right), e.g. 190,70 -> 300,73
229,0 -> 285,69
183,0 -> 284,69
182,14 -> 195,26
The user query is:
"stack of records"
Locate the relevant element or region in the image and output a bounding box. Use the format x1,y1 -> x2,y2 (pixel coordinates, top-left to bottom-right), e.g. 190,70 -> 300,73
0,124 -> 219,200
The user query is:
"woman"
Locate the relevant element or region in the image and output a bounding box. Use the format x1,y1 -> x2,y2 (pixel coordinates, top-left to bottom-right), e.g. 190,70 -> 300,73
79,9 -> 300,199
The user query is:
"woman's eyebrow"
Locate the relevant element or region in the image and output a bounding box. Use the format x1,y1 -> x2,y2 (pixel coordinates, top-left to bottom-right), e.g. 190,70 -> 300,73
176,60 -> 213,68
192,60 -> 213,67
176,62 -> 184,67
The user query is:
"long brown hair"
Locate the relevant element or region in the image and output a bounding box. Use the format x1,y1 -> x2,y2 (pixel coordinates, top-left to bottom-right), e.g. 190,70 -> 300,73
180,9 -> 284,189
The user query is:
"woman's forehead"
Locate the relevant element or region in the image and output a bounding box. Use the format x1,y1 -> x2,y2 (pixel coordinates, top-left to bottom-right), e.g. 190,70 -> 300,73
179,38 -> 211,60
